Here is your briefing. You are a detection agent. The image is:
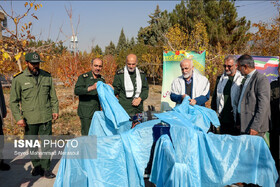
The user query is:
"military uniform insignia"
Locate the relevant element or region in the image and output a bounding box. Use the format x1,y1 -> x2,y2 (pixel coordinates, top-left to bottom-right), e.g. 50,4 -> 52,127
116,69 -> 124,74
139,69 -> 145,74
24,82 -> 31,85
83,74 -> 88,78
33,53 -> 39,60
13,71 -> 23,78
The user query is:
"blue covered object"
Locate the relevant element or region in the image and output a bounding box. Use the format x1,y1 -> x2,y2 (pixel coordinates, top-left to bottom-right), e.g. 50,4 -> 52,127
54,85 -> 278,187
150,130 -> 278,187
88,82 -> 131,136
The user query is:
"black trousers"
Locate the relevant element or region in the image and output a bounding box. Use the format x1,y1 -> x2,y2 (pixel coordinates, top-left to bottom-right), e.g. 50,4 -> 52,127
270,131 -> 280,173
0,119 -> 3,161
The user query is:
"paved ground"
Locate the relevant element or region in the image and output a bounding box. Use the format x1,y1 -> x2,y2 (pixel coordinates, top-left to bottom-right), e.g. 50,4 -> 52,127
0,157 -> 60,187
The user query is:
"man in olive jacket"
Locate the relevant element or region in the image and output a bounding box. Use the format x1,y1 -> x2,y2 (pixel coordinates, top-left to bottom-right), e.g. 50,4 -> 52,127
10,52 -> 59,178
74,58 -> 105,136
113,54 -> 149,116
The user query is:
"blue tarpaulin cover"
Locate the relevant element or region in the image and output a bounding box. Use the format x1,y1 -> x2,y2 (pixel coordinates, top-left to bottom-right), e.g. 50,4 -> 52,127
88,82 -> 131,137
54,82 -> 278,187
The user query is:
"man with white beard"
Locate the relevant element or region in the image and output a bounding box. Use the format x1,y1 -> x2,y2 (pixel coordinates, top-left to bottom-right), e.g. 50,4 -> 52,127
170,59 -> 210,106
113,54 -> 149,116
211,55 -> 244,135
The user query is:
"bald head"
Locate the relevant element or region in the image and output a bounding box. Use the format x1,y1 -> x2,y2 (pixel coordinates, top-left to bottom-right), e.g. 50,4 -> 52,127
126,54 -> 138,72
180,59 -> 193,67
180,59 -> 194,80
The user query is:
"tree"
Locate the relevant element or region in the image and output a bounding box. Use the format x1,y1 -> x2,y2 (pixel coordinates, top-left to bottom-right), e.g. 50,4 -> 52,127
116,28 -> 127,54
137,5 -> 171,46
169,0 -> 188,29
169,0 -> 251,52
0,1 -> 43,72
91,45 -> 103,56
250,1 -> 279,57
105,41 -> 116,55
102,55 -> 117,84
127,37 -> 136,50
163,24 -> 189,51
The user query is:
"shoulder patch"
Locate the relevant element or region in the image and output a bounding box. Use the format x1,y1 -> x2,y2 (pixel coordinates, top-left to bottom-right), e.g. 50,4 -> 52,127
13,71 -> 23,78
116,69 -> 124,74
41,70 -> 51,75
83,73 -> 89,78
139,69 -> 145,74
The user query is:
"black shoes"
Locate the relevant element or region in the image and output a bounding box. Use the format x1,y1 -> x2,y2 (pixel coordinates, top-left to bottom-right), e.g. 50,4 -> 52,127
31,166 -> 44,176
44,170 -> 56,179
0,160 -> 10,171
32,166 -> 56,178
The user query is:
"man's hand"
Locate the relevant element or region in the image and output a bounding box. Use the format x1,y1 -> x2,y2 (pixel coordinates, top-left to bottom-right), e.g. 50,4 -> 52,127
107,84 -> 114,90
132,97 -> 142,106
17,119 -> 26,127
52,113 -> 59,121
87,82 -> 97,92
189,99 -> 197,106
250,128 -> 259,135
182,94 -> 187,100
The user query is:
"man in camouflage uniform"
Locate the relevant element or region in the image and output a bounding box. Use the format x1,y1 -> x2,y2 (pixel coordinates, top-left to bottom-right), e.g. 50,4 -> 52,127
113,54 -> 149,116
10,52 -> 59,178
74,58 -> 105,135
270,76 -> 280,172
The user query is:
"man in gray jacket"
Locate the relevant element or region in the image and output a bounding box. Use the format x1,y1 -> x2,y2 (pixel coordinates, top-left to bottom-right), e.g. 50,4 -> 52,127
237,54 -> 270,136
0,81 -> 10,170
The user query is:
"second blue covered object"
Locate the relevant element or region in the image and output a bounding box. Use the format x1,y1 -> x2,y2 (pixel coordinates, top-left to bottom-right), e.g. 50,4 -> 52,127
54,82 -> 278,187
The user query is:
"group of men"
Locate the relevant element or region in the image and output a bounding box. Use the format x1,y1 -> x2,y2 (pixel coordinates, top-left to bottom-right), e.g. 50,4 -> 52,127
172,54 -> 279,173
74,53 -> 149,135
0,52 -> 279,179
170,54 -> 275,139
0,52 -> 149,178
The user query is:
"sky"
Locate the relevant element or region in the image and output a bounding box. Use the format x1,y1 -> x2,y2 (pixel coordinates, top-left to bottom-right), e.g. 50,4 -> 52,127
0,1 -> 279,52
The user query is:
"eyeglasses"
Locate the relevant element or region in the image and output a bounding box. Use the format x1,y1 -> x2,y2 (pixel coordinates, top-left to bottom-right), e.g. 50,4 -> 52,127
181,67 -> 189,71
223,65 -> 233,68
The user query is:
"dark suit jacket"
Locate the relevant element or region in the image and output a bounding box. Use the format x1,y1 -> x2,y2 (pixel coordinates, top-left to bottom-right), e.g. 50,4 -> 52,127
239,71 -> 270,134
0,81 -> 7,126
270,77 -> 280,132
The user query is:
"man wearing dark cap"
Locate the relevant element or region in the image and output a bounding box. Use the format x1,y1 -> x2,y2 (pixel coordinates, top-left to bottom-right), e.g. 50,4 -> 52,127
10,52 -> 59,178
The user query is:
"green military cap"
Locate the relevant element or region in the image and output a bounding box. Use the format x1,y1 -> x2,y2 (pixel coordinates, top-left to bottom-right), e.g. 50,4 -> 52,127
25,52 -> 44,63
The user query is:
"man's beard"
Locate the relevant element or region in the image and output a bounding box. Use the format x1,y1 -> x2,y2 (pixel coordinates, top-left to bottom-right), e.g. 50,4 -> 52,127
28,67 -> 39,76
127,66 -> 135,72
225,70 -> 232,75
183,72 -> 191,79
93,71 -> 100,77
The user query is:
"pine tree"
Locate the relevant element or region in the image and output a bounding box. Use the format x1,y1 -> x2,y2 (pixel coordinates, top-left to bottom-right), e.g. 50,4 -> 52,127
116,28 -> 127,54
91,45 -> 103,56
137,5 -> 171,46
169,0 -> 250,52
169,0 -> 188,29
105,41 -> 116,55
127,37 -> 136,49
